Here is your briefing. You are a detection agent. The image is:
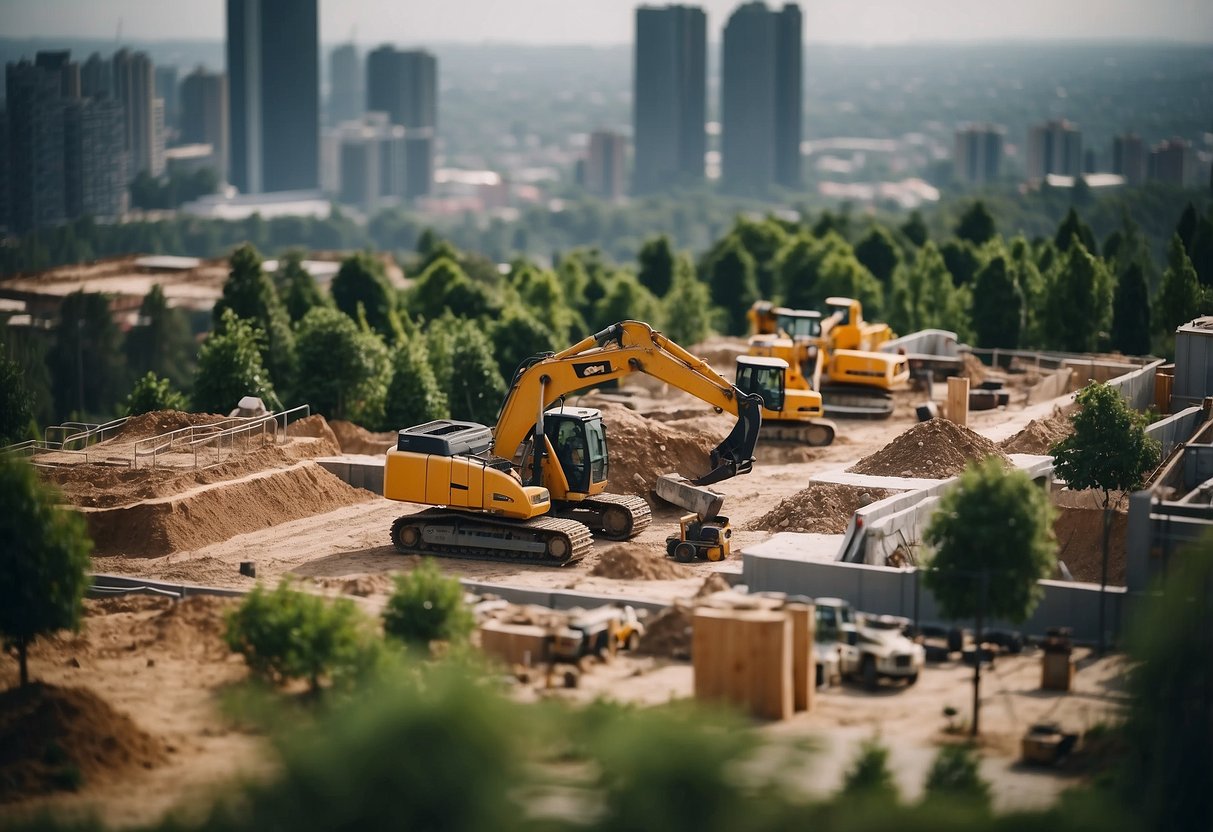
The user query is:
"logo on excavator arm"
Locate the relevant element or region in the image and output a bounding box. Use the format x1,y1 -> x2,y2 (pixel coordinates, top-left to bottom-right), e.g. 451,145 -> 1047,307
573,360 -> 612,378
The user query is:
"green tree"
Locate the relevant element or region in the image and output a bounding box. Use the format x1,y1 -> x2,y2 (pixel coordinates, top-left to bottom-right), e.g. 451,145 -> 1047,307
1043,239 -> 1113,353
511,264 -> 581,343
940,239 -> 982,288
224,580 -> 376,694
382,559 -> 475,649
1051,382 -> 1160,652
125,284 -> 195,391
1189,216 -> 1213,287
406,256 -> 497,323
637,234 -> 676,298
445,325 -> 508,425
124,371 -> 187,415
923,745 -> 991,810
971,254 -> 1023,349
1054,208 -> 1097,255
0,457 -> 92,687
1156,234 -> 1203,346
48,290 -> 129,420
0,343 -> 34,445
1110,262 -> 1152,356
590,272 -> 662,333
840,737 -> 899,803
1009,236 -> 1047,348
192,309 -> 279,414
1175,201 -> 1198,254
729,216 -> 789,298
888,241 -> 971,340
213,243 -> 296,395
1118,534 -> 1213,832
854,225 -> 901,288
954,201 -> 996,245
924,458 -> 1056,735
383,339 -> 449,429
705,235 -> 759,335
899,210 -> 929,248
276,251 -> 328,322
294,307 -> 391,425
331,252 -> 399,342
661,257 -> 713,346
490,306 -> 562,382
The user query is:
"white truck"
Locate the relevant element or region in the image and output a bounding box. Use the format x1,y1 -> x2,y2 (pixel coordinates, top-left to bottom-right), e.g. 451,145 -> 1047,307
815,597 -> 925,691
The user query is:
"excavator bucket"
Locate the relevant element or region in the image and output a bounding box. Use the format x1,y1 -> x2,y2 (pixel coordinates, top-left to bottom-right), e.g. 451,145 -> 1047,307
654,474 -> 725,521
694,393 -> 762,486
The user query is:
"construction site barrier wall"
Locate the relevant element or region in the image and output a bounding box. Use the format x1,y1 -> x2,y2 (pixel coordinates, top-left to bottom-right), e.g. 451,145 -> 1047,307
1146,406 -> 1204,459
316,456 -> 385,494
1024,368 -> 1073,404
740,553 -> 1126,643
1103,360 -> 1162,411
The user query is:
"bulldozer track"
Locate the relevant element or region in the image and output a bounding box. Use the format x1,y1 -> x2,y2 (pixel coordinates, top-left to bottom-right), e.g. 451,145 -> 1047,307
570,493 -> 653,540
820,385 -> 895,420
761,419 -> 837,447
390,509 -> 593,566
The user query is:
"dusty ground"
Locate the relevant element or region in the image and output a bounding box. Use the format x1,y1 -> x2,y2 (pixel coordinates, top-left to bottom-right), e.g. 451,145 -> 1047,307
8,354 -> 1133,824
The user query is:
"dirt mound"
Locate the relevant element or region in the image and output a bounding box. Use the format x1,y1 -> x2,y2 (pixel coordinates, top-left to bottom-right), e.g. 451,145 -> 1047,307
329,420 -> 396,455
999,408 -> 1074,455
847,418 -> 1011,479
695,573 -> 732,598
595,402 -> 720,496
635,605 -> 693,659
0,683 -> 166,802
747,483 -> 893,533
83,461 -> 373,558
954,353 -> 988,384
1053,506 -> 1128,585
590,544 -> 692,580
285,414 -> 341,456
111,410 -> 224,441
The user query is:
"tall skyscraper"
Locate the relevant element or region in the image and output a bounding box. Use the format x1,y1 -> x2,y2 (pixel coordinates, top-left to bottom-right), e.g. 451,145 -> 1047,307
113,49 -> 161,177
1026,119 -> 1082,182
227,0 -> 320,193
80,53 -> 112,99
585,130 -> 626,200
366,46 -> 437,129
1149,138 -> 1195,187
720,2 -> 802,195
328,43 -> 363,125
633,5 -> 706,194
65,97 -> 128,219
155,65 -> 179,134
953,123 -> 1005,185
181,67 -> 229,180
1112,133 -> 1146,186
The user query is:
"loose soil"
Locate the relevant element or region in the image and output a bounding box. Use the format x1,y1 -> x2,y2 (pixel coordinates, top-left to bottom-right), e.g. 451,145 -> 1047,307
110,410 -> 226,441
1052,506 -> 1128,585
0,683 -> 167,803
634,605 -> 693,659
83,461 -> 373,558
999,407 -> 1074,455
596,401 -> 721,496
329,420 -> 397,455
747,483 -> 894,533
695,573 -> 733,598
589,544 -> 693,580
955,353 -> 988,384
847,418 -> 1011,479
285,414 -> 341,455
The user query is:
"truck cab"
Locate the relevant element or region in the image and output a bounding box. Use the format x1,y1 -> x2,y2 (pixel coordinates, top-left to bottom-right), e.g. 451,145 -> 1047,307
815,597 -> 924,690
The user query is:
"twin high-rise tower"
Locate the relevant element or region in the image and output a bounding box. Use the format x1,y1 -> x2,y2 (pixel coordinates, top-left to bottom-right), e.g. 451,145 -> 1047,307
633,2 -> 802,196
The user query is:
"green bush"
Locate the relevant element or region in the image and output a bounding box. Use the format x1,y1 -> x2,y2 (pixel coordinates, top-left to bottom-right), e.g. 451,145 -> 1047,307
923,744 -> 991,809
224,580 -> 376,693
382,559 -> 474,648
841,737 -> 899,803
124,371 -> 187,415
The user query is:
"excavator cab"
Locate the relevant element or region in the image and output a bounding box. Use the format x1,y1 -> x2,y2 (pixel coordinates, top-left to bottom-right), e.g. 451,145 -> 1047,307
775,308 -> 823,342
735,355 -> 787,414
545,407 -> 608,494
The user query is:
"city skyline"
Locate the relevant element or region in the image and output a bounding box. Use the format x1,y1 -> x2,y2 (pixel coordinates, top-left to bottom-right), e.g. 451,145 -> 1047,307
1,0 -> 1211,46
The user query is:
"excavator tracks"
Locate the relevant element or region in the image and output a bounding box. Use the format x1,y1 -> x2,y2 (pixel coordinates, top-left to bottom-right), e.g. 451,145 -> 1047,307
820,385 -> 895,420
390,510 -> 594,566
553,493 -> 653,541
761,419 -> 837,447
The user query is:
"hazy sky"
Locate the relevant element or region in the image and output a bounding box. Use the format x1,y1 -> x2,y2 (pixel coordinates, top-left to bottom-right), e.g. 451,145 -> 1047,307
1,0 -> 1210,45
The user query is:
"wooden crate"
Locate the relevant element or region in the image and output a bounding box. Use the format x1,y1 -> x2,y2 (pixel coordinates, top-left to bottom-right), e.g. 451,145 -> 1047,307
693,607 -> 793,721
479,620 -> 551,667
787,603 -> 815,713
1041,651 -> 1075,691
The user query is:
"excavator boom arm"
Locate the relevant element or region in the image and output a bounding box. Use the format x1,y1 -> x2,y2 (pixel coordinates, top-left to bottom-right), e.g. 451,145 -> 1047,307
494,321 -> 762,486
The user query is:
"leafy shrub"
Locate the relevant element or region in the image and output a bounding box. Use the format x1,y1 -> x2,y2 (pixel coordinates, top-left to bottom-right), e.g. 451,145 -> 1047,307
841,736 -> 899,802
923,744 -> 991,809
124,371 -> 187,415
382,559 -> 474,648
225,580 -> 376,693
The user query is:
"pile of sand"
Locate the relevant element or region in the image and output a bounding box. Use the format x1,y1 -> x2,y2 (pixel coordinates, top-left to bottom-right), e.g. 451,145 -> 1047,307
329,420 -> 397,455
847,418 -> 1011,479
589,544 -> 692,580
695,573 -> 732,598
285,414 -> 341,455
0,684 -> 166,802
954,353 -> 989,384
83,461 -> 373,558
747,483 -> 893,533
111,410 -> 225,441
635,605 -> 693,659
999,407 -> 1074,455
1053,506 -> 1128,585
596,402 -> 721,496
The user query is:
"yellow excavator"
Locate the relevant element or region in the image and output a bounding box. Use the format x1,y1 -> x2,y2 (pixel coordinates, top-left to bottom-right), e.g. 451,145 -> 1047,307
747,298 -> 910,419
383,321 -> 767,566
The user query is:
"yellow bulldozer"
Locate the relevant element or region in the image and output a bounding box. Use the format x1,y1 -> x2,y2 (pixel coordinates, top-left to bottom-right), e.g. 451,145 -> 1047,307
746,297 -> 910,419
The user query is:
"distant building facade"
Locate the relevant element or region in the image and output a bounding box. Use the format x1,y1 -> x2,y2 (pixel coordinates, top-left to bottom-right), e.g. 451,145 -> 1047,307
1112,133 -> 1146,186
633,4 -> 706,194
80,52 -> 112,99
113,49 -> 162,177
365,46 -> 436,197
227,0 -> 320,193
155,64 -> 179,132
328,43 -> 363,125
1149,138 -> 1195,187
324,112 -> 407,211
720,2 -> 802,195
585,130 -> 626,200
1026,119 -> 1082,181
180,67 -> 229,181
65,96 -> 128,219
953,123 -> 1004,185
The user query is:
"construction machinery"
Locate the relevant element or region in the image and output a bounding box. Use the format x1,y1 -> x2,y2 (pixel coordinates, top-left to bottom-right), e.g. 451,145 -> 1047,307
747,298 -> 910,420
654,473 -> 732,562
383,321 -> 764,566
815,598 -> 925,690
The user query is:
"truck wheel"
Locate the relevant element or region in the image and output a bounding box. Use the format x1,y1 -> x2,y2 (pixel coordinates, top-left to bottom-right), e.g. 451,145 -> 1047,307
906,671 -> 919,686
674,542 -> 697,563
815,663 -> 825,688
862,656 -> 878,691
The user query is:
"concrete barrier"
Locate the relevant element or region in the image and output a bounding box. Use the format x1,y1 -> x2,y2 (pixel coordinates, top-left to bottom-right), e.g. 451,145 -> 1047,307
317,454 -> 385,495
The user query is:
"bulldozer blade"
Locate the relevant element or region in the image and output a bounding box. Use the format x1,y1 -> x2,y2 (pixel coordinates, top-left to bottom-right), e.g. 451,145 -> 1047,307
655,474 -> 725,521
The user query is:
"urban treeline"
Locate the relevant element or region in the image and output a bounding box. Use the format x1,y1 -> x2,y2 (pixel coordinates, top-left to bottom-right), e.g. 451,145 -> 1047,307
2,195 -> 1211,442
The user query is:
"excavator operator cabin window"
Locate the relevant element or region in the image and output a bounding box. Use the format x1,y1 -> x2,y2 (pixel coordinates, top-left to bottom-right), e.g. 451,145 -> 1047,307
555,419 -> 589,491
585,419 -> 608,484
737,363 -> 785,413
